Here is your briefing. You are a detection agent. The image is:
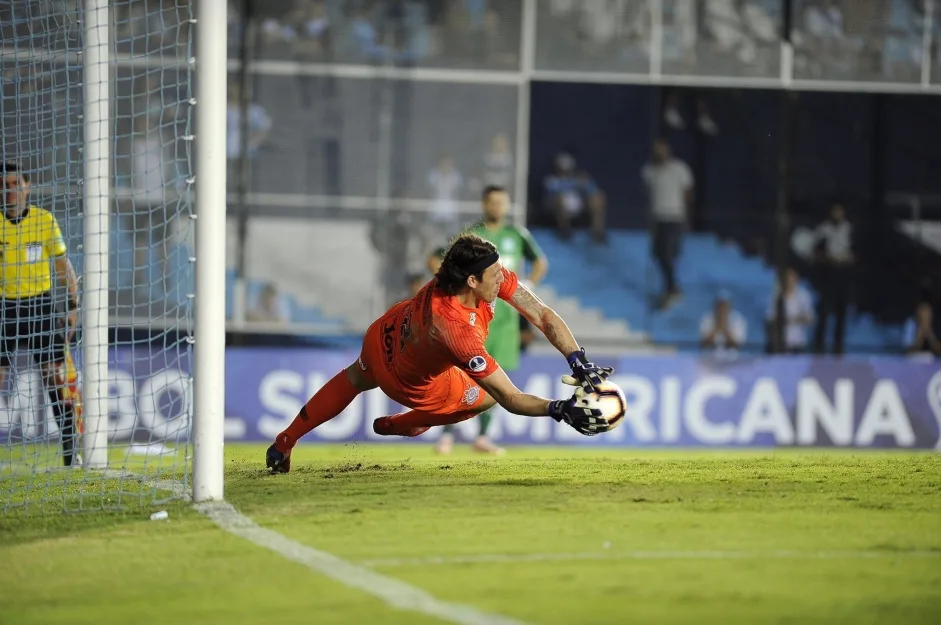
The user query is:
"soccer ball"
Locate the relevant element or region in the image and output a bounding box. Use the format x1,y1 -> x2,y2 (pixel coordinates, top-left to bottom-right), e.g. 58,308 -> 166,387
575,380 -> 627,431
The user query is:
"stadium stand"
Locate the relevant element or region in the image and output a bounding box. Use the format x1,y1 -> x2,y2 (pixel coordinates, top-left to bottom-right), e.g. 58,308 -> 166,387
530,228 -> 897,352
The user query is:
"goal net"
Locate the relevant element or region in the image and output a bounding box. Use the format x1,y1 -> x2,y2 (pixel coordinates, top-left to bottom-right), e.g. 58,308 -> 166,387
0,0 -> 195,514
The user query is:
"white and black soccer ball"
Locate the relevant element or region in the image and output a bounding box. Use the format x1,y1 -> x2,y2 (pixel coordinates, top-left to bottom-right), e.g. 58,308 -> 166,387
574,380 -> 627,432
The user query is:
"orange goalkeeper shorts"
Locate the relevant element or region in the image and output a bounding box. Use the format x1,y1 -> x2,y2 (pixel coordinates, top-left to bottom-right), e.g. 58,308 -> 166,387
359,319 -> 485,416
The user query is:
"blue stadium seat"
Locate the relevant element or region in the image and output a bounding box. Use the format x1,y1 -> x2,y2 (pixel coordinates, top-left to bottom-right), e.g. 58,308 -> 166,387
531,229 -> 897,352
224,273 -> 346,331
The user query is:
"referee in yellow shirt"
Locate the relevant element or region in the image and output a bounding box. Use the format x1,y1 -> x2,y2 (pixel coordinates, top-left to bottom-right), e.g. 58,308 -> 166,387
1,163 -> 82,467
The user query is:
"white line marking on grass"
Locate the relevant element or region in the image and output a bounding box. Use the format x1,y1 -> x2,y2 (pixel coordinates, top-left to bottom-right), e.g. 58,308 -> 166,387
358,549 -> 941,568
194,501 -> 530,625
103,470 -> 528,625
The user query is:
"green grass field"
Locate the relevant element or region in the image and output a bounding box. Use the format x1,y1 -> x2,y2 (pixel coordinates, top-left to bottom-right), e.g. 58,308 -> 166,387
2,444 -> 940,625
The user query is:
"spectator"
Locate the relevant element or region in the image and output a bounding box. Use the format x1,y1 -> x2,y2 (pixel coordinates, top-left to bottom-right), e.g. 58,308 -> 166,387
797,0 -> 850,77
226,81 -> 273,190
288,0 -> 331,59
766,268 -> 815,354
290,0 -> 334,108
700,291 -> 747,356
409,246 -> 445,304
641,137 -> 693,309
350,4 -> 386,62
543,151 -> 606,243
247,283 -> 290,324
663,90 -> 719,135
482,132 -> 514,192
703,0 -> 776,66
427,154 -> 464,237
127,111 -> 185,295
812,201 -> 854,355
903,302 -> 941,357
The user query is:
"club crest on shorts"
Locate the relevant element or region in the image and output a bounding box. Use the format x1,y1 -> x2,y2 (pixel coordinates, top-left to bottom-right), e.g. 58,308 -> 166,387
468,355 -> 487,372
462,386 -> 480,405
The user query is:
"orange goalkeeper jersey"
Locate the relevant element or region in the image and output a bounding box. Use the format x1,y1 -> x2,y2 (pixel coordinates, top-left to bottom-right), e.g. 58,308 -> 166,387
375,266 -> 519,389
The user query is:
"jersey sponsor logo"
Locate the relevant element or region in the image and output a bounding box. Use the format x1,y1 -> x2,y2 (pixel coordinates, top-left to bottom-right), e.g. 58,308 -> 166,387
382,321 -> 396,367
462,386 -> 480,406
468,355 -> 487,372
398,309 -> 413,352
469,312 -> 476,326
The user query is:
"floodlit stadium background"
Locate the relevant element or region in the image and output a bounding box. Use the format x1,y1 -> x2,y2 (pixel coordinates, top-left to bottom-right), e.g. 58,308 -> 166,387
2,1 -> 941,449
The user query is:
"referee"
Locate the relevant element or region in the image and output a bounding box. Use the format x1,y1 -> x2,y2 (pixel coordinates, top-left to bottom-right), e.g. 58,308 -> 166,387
1,163 -> 82,466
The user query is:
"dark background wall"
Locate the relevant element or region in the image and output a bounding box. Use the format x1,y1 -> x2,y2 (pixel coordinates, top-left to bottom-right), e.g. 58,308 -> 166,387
527,83 -> 941,231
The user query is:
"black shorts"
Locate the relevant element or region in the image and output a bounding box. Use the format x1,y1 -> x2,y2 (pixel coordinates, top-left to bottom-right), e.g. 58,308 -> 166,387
0,294 -> 67,368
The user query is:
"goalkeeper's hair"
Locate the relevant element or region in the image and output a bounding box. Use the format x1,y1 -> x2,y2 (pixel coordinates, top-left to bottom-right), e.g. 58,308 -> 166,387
435,234 -> 498,295
1,161 -> 29,182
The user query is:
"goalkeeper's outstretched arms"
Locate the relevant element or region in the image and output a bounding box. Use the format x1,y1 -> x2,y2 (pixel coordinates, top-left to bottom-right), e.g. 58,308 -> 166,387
507,282 -> 614,391
475,367 -> 608,436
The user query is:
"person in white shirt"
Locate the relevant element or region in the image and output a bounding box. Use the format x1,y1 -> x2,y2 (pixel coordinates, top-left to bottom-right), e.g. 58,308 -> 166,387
482,132 -> 514,191
812,202 -> 854,355
427,154 -> 464,235
700,291 -> 747,355
127,111 -> 186,295
247,283 -> 290,324
641,138 -> 693,309
766,268 -> 815,353
226,82 -> 273,190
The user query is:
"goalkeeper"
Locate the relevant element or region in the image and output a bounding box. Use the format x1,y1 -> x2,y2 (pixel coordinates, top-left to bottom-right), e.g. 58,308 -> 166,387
435,185 -> 548,455
1,163 -> 82,466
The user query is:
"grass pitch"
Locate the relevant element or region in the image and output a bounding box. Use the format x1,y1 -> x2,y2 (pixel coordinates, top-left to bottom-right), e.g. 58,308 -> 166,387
1,444 -> 940,625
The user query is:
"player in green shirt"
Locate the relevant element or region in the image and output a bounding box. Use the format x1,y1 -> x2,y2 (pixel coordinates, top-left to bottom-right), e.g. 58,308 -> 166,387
434,185 -> 549,455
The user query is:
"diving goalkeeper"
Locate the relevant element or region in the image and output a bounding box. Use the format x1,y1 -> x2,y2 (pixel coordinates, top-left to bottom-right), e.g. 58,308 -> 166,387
1,163 -> 82,466
266,233 -> 613,473
435,185 -> 548,455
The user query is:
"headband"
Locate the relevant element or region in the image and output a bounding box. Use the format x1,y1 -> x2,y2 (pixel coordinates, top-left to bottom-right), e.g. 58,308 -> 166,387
462,252 -> 500,278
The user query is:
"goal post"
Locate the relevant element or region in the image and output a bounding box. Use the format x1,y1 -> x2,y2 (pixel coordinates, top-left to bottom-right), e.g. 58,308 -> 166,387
0,0 -> 213,514
82,0 -> 110,471
192,0 -> 228,503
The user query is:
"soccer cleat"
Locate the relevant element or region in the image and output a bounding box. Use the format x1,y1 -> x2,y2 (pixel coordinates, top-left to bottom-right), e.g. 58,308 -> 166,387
472,436 -> 505,456
373,415 -> 429,438
266,444 -> 291,474
434,432 -> 454,455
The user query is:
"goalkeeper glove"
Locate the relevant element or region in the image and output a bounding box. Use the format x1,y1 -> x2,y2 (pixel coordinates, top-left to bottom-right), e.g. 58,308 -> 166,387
548,391 -> 607,436
561,348 -> 614,392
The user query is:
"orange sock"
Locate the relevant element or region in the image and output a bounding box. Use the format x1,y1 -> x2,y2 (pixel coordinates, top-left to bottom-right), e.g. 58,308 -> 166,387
276,371 -> 359,450
386,408 -> 479,431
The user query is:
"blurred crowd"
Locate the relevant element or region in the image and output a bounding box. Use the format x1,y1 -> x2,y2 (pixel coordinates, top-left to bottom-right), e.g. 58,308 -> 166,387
229,0 -> 520,69
2,0 -> 939,356
539,0 -> 933,81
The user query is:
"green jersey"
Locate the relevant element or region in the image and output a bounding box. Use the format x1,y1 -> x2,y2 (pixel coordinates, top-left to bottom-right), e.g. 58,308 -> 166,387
466,221 -> 544,370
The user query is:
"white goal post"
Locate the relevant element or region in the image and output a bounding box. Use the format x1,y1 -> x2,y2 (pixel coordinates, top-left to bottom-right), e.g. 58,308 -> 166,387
81,0 -> 110,470
0,0 -> 225,514
192,0 -> 228,503
81,0 -> 228,502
